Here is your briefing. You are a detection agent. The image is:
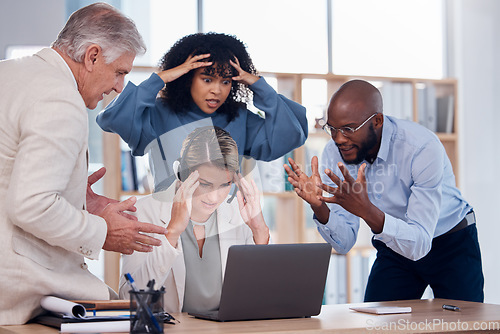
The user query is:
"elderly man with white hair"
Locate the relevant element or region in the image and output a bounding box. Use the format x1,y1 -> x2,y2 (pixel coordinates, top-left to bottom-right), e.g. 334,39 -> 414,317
0,2 -> 166,325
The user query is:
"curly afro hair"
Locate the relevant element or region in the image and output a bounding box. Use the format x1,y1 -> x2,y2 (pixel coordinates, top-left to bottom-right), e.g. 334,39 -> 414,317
158,32 -> 258,122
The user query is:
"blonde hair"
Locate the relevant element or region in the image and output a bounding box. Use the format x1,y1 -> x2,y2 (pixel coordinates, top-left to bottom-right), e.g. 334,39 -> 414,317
180,127 -> 239,177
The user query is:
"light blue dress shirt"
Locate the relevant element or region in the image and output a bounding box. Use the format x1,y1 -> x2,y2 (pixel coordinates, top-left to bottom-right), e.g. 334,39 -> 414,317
315,115 -> 471,261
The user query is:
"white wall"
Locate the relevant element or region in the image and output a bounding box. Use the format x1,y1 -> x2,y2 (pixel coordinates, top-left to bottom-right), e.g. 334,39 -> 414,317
0,0 -> 65,59
451,0 -> 500,304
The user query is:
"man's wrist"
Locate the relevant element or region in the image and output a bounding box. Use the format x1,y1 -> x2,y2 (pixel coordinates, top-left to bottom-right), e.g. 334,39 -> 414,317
311,203 -> 329,224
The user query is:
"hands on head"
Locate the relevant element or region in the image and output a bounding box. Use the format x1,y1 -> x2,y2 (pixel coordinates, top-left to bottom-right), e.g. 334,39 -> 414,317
86,167 -> 167,255
157,53 -> 212,83
158,54 -> 259,86
235,173 -> 269,244
166,170 -> 269,246
165,170 -> 200,247
229,57 -> 259,86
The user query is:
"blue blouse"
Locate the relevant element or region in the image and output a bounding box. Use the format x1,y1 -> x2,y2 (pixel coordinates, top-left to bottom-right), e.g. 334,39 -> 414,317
97,73 -> 307,158
96,73 -> 307,191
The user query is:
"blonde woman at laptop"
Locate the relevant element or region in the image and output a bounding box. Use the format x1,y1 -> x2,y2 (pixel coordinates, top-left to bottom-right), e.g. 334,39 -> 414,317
119,126 -> 270,313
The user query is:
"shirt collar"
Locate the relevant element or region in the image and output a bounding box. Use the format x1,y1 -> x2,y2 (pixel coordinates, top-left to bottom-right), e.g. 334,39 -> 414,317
34,48 -> 78,90
48,48 -> 78,90
34,48 -> 79,91
376,114 -> 395,163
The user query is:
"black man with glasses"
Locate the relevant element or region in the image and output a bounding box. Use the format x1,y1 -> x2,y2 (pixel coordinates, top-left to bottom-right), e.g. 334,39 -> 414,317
284,79 -> 483,303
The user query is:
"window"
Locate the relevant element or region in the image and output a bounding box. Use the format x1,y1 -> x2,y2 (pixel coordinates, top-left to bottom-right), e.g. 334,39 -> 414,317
331,0 -> 445,78
123,0 -> 198,67
120,0 -> 445,78
203,0 -> 329,74
5,45 -> 45,59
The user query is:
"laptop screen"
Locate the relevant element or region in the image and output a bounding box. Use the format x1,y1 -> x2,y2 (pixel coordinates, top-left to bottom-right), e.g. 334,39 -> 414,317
214,243 -> 332,321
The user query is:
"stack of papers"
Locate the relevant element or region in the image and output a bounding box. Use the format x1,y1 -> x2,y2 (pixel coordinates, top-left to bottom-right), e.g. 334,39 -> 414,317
33,296 -> 130,333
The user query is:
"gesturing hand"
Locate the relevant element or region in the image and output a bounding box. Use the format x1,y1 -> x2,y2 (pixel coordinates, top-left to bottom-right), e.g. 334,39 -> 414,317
157,54 -> 212,83
316,162 -> 383,233
100,197 -> 166,255
86,167 -> 117,215
284,156 -> 323,208
166,171 -> 200,247
230,57 -> 259,86
236,174 -> 269,244
86,167 -> 137,220
317,163 -> 369,214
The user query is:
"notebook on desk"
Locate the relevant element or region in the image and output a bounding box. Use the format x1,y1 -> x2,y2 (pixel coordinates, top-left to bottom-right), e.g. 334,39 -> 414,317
188,243 -> 332,322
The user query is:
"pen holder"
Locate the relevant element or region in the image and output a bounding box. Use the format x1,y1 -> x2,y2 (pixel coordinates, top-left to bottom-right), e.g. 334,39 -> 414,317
130,289 -> 165,334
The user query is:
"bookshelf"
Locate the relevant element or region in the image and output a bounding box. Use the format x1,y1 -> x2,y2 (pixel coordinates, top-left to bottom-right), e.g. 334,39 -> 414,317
100,68 -> 458,300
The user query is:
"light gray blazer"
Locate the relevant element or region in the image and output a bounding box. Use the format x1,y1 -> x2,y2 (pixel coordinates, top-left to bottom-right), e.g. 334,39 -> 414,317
0,48 -> 110,325
119,188 -> 255,313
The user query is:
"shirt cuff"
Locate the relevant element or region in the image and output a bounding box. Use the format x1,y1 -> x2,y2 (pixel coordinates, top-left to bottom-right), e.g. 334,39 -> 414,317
373,213 -> 399,244
313,213 -> 338,239
157,236 -> 182,275
79,214 -> 107,260
313,213 -> 330,228
144,72 -> 167,91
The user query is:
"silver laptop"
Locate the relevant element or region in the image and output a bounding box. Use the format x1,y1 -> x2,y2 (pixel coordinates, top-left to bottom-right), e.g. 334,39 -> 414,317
188,243 -> 332,322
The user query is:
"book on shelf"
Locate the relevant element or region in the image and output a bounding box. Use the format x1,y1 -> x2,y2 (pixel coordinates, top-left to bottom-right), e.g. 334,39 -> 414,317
425,84 -> 438,132
416,86 -> 455,134
283,151 -> 294,191
121,149 -> 137,191
121,148 -> 151,193
379,81 -> 413,122
436,95 -> 454,133
324,254 -> 348,305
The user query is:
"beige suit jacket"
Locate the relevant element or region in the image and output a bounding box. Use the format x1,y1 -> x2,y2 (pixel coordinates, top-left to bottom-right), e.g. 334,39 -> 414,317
119,188 -> 255,313
0,48 -> 110,325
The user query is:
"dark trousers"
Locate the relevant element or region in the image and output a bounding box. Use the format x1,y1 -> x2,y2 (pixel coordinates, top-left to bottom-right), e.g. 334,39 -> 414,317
364,224 -> 484,302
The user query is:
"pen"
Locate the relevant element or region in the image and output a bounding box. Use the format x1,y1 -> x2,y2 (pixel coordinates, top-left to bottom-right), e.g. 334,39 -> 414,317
442,304 -> 460,311
125,273 -> 162,332
125,273 -> 139,291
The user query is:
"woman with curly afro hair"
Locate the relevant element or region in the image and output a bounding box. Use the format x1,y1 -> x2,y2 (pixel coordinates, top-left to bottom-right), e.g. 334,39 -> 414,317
97,32 -> 308,192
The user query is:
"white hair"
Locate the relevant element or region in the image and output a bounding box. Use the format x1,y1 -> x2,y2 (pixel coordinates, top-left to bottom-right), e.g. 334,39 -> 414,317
52,2 -> 146,63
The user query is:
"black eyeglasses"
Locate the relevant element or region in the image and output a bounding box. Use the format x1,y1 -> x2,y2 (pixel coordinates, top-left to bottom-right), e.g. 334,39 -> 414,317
322,113 -> 377,137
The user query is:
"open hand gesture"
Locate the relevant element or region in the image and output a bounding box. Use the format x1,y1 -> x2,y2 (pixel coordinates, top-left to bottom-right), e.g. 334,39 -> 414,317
284,156 -> 323,208
86,167 -> 117,215
317,162 -> 384,233
87,167 -> 137,220
317,163 -> 369,215
100,197 -> 166,255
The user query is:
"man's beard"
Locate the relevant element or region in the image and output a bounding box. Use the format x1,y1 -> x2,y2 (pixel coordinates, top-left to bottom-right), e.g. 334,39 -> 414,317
337,124 -> 378,165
